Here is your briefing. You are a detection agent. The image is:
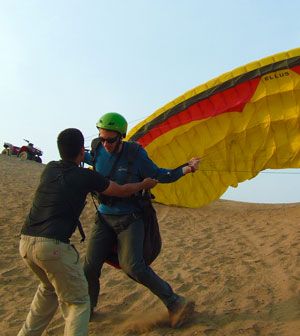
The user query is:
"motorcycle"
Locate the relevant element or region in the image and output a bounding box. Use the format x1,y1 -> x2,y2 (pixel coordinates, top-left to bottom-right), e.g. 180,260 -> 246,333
2,139 -> 43,163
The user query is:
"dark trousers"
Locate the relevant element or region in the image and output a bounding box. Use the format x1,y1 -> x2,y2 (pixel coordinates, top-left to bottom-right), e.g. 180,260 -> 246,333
83,213 -> 178,309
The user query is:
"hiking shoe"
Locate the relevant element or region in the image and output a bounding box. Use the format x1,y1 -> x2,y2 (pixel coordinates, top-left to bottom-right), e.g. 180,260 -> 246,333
168,296 -> 195,328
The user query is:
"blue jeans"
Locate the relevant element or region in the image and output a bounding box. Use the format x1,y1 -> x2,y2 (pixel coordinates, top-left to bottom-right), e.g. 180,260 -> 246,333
83,213 -> 178,309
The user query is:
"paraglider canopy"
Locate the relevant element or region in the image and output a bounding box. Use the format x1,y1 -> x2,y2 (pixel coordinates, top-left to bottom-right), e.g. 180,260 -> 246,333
127,48 -> 300,208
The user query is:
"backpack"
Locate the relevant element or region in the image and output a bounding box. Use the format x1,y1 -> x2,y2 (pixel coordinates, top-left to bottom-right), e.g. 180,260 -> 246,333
89,138 -> 162,268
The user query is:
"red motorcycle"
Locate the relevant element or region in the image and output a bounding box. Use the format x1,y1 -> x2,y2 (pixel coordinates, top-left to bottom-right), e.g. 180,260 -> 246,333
2,139 -> 43,163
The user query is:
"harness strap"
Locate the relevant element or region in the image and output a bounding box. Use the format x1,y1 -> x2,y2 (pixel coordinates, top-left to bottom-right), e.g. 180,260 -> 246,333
77,221 -> 86,243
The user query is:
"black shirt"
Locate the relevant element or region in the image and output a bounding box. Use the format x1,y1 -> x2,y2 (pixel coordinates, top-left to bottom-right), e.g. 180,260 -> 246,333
21,160 -> 110,242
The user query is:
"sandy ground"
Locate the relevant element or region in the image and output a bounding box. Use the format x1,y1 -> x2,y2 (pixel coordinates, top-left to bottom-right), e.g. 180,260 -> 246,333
0,154 -> 300,336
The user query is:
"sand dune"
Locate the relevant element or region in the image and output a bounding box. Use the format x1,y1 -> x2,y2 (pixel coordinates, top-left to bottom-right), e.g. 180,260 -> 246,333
0,154 -> 300,336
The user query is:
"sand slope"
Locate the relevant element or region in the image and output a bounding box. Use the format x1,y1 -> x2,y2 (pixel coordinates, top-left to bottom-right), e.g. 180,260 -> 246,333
0,155 -> 300,336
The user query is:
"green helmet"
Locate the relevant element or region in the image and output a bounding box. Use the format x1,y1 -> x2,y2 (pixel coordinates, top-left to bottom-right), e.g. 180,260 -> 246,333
96,112 -> 128,137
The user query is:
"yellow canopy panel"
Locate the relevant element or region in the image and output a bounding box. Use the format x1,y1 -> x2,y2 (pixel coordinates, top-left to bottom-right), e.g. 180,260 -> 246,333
127,48 -> 300,208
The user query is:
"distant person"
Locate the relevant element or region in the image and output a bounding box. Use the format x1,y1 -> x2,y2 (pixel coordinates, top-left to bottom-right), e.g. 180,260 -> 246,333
17,128 -> 157,336
83,112 -> 200,328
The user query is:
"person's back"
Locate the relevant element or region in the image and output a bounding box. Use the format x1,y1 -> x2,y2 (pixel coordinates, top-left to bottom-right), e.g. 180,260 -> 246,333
22,160 -> 107,243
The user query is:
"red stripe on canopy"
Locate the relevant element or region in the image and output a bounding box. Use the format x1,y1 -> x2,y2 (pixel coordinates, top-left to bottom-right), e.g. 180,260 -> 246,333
292,65 -> 300,75
138,78 -> 260,147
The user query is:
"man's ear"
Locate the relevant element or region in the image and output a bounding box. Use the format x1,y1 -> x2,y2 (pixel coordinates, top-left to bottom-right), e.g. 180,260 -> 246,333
79,146 -> 85,161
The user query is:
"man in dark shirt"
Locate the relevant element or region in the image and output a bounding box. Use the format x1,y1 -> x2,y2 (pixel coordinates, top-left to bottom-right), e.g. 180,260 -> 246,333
18,128 -> 157,336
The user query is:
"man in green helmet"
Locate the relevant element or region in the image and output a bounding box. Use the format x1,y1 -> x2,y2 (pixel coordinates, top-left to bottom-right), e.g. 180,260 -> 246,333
84,112 -> 200,328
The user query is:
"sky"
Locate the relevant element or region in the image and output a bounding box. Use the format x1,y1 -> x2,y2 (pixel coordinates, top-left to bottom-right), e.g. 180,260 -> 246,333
0,0 -> 299,204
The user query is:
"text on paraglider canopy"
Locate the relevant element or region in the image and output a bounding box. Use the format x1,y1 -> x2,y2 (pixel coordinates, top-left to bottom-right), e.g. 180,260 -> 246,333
263,71 -> 290,81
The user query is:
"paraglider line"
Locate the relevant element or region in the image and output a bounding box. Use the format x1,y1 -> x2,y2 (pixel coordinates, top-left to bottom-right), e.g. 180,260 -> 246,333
198,169 -> 300,175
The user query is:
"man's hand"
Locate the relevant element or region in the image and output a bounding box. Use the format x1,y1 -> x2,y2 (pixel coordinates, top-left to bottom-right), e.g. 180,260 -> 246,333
188,157 -> 201,172
142,177 -> 158,189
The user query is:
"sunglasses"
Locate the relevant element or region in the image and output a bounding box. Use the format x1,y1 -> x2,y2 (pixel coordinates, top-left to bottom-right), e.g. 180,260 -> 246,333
99,135 -> 119,144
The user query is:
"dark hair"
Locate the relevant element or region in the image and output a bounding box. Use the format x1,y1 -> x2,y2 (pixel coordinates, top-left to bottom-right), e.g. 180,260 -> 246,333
57,128 -> 84,160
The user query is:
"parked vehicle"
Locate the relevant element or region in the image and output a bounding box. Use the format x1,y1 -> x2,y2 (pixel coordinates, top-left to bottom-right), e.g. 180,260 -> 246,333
2,142 -> 21,156
2,139 -> 43,163
18,139 -> 43,163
